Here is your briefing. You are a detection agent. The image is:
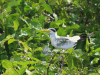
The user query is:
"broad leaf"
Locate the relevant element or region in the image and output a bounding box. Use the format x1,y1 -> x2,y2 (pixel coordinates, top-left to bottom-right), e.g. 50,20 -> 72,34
8,39 -> 16,44
13,20 -> 19,31
41,3 -> 53,14
19,66 -> 27,75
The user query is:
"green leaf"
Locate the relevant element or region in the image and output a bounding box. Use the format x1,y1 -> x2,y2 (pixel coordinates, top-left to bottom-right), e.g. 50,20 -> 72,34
13,55 -> 22,61
4,68 -> 18,75
91,58 -> 99,65
72,14 -> 78,21
29,66 -> 35,70
19,66 -> 27,75
49,72 -> 55,75
69,30 -> 73,37
57,27 -> 66,36
13,20 -> 19,31
39,0 -> 45,3
19,41 -> 32,52
20,17 -> 30,28
85,38 -> 89,52
41,3 -> 53,14
1,38 -> 8,47
73,1 -> 79,6
0,14 -> 3,22
22,27 -> 31,36
32,3 -> 39,10
30,19 -> 40,28
94,48 -> 100,52
2,60 -> 13,69
24,5 -> 30,12
71,24 -> 80,30
65,24 -> 80,34
34,47 -> 43,52
73,57 -> 82,69
48,0 -> 57,5
81,52 -> 88,59
9,1 -> 20,6
68,54 -> 73,69
1,35 -> 12,47
6,7 -> 11,13
39,15 -> 45,26
1,0 -> 5,3
67,48 -> 73,54
8,39 -> 16,44
50,20 -> 65,28
88,73 -> 99,75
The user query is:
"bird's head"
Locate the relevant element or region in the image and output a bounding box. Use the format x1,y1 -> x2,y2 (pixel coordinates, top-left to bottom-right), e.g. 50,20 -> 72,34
48,28 -> 57,34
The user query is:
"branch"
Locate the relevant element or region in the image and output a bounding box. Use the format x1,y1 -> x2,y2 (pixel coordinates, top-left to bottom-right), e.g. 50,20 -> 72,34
47,55 -> 55,75
87,32 -> 94,38
42,12 -> 54,20
60,56 -> 64,74
77,32 -> 94,43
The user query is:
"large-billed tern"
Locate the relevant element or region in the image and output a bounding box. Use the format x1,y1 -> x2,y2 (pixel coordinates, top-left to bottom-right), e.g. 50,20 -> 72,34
41,28 -> 93,50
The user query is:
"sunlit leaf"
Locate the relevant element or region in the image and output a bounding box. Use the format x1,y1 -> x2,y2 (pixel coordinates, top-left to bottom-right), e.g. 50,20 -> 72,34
1,35 -> 13,47
50,20 -> 65,27
48,0 -> 58,5
13,20 -> 19,31
0,14 -> 3,22
41,3 -> 53,14
67,48 -> 73,54
49,72 -> 55,75
5,68 -> 18,75
39,0 -> 45,3
69,30 -> 73,37
24,5 -> 30,12
85,38 -> 89,52
91,58 -> 99,65
88,73 -> 99,75
19,66 -> 27,75
34,47 -> 43,52
19,41 -> 32,52
8,39 -> 16,44
71,24 -> 80,30
2,60 -> 13,69
22,27 -> 31,36
57,27 -> 66,36
1,0 -> 5,3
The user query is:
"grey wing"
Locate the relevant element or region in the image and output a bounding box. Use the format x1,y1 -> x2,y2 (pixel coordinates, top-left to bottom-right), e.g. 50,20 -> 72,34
56,38 -> 72,46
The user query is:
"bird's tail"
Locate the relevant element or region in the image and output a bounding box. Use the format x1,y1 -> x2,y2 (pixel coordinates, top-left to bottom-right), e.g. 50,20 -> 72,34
77,32 -> 94,43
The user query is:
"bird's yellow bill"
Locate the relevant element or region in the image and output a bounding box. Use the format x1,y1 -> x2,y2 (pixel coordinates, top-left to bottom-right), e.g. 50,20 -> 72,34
41,29 -> 50,33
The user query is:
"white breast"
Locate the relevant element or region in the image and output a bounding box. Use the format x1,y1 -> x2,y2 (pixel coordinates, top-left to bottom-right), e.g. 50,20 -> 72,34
49,33 -> 80,50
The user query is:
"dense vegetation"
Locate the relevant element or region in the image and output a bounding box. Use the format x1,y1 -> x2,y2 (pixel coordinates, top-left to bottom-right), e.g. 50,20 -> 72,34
0,0 -> 100,75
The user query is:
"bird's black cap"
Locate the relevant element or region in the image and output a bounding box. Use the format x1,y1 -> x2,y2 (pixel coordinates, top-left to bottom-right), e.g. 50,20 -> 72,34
49,28 -> 58,32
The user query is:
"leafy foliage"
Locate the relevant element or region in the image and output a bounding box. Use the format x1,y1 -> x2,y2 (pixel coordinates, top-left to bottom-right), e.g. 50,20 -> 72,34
0,0 -> 100,75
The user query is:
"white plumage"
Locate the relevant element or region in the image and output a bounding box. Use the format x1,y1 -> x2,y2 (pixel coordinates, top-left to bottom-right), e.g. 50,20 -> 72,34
41,28 -> 80,50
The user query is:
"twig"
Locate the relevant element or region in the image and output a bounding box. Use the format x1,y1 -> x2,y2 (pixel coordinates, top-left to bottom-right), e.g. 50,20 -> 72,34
87,32 -> 94,38
42,12 -> 54,20
77,32 -> 94,43
47,55 -> 55,75
60,56 -> 64,74
16,35 -> 21,47
85,18 -> 88,26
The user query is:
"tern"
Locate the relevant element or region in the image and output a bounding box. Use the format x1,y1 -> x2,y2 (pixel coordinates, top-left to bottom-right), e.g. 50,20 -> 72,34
41,28 -> 93,50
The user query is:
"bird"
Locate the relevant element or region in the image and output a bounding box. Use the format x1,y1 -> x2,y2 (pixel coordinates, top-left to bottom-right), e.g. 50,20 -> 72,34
41,28 -> 93,50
